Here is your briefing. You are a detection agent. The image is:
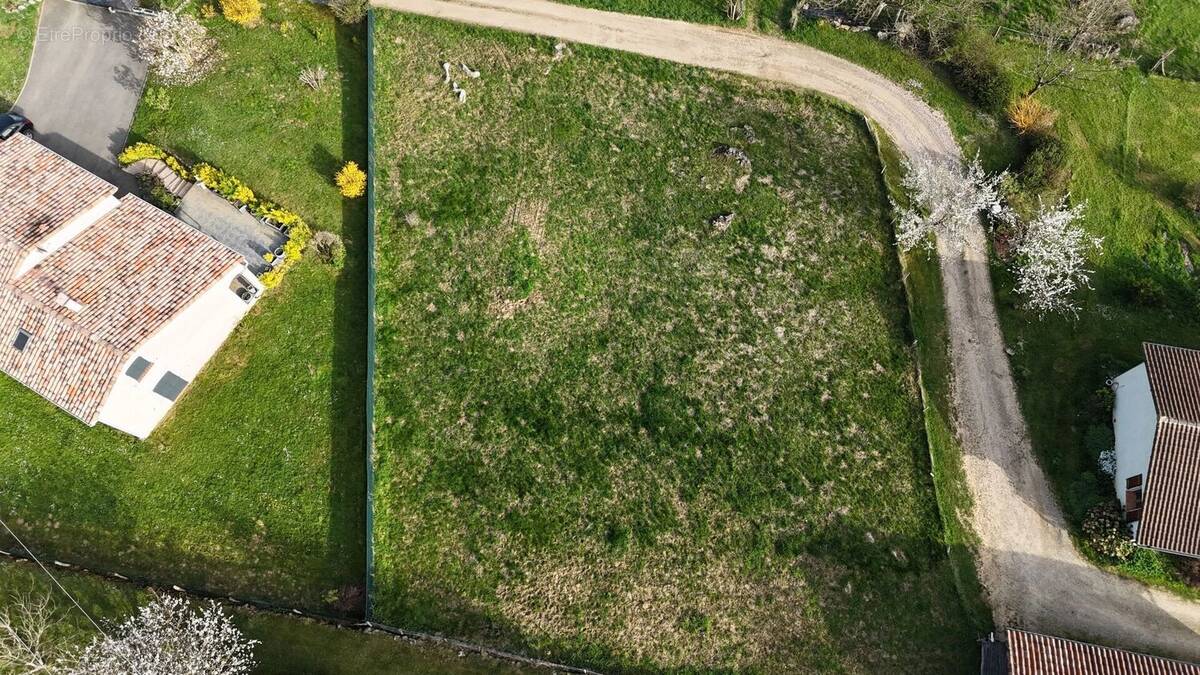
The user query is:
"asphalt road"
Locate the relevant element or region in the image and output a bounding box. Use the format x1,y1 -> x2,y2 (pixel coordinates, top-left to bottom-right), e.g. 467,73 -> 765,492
13,0 -> 145,191
372,0 -> 1200,661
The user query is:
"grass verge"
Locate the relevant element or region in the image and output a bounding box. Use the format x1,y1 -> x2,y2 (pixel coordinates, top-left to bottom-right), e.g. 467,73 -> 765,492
373,12 -> 977,672
0,2 -> 37,107
0,0 -> 367,613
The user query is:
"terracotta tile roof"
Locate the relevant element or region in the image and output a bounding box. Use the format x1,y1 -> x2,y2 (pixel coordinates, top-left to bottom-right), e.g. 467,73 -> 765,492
1005,630 -> 1200,675
1138,418 -> 1200,557
1143,342 -> 1200,424
12,195 -> 244,353
0,135 -> 115,277
0,189 -> 244,424
0,286 -> 124,423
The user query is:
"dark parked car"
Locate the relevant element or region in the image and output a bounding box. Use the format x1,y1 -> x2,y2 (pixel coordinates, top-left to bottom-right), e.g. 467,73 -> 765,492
0,113 -> 33,141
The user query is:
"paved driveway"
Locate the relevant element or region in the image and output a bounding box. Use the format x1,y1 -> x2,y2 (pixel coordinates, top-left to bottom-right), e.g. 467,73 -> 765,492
13,0 -> 145,190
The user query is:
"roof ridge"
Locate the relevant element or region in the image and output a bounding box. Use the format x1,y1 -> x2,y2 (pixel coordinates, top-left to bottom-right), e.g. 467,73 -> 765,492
1159,416 -> 1200,431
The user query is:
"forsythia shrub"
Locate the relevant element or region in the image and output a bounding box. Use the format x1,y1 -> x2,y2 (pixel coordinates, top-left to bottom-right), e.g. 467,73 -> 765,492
117,142 -> 193,181
335,161 -> 366,198
221,0 -> 261,26
1007,96 -> 1059,135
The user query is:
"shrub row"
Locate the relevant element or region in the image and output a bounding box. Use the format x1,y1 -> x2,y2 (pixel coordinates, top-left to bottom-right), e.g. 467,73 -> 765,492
193,162 -> 313,289
117,142 -> 193,181
119,143 -> 313,289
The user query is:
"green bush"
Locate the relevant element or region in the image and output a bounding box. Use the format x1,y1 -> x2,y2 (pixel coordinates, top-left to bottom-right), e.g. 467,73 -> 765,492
938,27 -> 1018,112
1184,181 -> 1200,215
1019,132 -> 1071,195
1118,273 -> 1168,308
137,174 -> 179,212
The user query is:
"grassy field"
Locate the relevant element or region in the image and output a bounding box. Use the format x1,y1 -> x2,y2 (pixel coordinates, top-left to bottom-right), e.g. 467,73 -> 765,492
1133,0 -> 1200,79
373,12 -> 977,673
0,2 -> 37,107
0,558 -> 535,674
0,0 -> 367,613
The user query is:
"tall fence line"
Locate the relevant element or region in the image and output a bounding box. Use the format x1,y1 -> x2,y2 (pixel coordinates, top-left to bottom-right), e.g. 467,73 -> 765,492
364,5 -> 379,621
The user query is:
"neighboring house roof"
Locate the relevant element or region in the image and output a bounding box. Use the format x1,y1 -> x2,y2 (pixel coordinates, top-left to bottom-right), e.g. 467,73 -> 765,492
0,138 -> 245,425
1144,342 -> 1200,423
1140,418 -> 1200,557
0,134 -> 116,278
1139,342 -> 1200,558
1001,630 -> 1200,675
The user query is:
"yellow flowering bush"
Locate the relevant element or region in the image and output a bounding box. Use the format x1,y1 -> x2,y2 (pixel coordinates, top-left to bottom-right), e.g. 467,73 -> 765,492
220,0 -> 261,27
335,161 -> 366,198
117,142 -> 192,181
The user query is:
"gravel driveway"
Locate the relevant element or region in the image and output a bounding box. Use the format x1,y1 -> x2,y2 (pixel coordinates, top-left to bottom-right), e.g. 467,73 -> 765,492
13,0 -> 145,190
373,0 -> 1200,661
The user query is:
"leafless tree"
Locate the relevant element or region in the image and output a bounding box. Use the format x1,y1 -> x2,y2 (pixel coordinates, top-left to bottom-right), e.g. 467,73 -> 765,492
1023,0 -> 1130,95
893,152 -> 1009,252
0,593 -> 75,674
726,0 -> 745,21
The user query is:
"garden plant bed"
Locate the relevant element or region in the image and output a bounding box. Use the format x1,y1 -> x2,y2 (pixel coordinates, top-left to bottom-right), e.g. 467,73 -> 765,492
372,13 -> 977,672
0,0 -> 367,613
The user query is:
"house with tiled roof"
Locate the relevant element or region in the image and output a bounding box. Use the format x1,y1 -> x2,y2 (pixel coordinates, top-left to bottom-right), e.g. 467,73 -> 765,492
1112,342 -> 1200,558
0,133 -> 263,439
980,629 -> 1200,675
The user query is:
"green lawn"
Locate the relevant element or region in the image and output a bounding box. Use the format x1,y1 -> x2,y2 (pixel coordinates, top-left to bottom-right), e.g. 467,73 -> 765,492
373,12 -> 977,673
1134,0 -> 1200,79
0,2 -> 37,107
0,558 -> 535,674
0,0 -> 367,613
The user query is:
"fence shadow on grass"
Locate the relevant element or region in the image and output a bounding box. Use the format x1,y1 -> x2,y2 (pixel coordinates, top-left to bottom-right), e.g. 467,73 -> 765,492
322,16 -> 371,619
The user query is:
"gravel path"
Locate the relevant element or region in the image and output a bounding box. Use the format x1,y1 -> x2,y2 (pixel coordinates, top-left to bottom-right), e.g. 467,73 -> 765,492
371,0 -> 1200,659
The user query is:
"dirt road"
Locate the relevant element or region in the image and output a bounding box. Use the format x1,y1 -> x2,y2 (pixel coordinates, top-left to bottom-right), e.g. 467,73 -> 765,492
371,0 -> 1200,660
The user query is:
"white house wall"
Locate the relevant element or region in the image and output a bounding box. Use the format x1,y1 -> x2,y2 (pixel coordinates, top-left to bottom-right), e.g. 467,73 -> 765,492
96,265 -> 261,439
1112,363 -> 1156,535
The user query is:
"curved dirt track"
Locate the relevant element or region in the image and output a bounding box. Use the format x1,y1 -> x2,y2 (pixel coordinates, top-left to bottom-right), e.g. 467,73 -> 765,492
370,0 -> 1200,660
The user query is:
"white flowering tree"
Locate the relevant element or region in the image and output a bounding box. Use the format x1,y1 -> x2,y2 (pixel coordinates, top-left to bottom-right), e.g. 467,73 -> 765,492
135,12 -> 222,86
1011,198 -> 1102,315
72,596 -> 256,675
893,152 -> 1009,252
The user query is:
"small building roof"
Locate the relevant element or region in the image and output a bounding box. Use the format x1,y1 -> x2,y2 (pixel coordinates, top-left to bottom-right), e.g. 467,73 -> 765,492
1139,418 -> 1200,557
1139,343 -> 1200,558
0,186 -> 244,424
0,134 -> 116,278
1144,342 -> 1200,424
1002,629 -> 1200,675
